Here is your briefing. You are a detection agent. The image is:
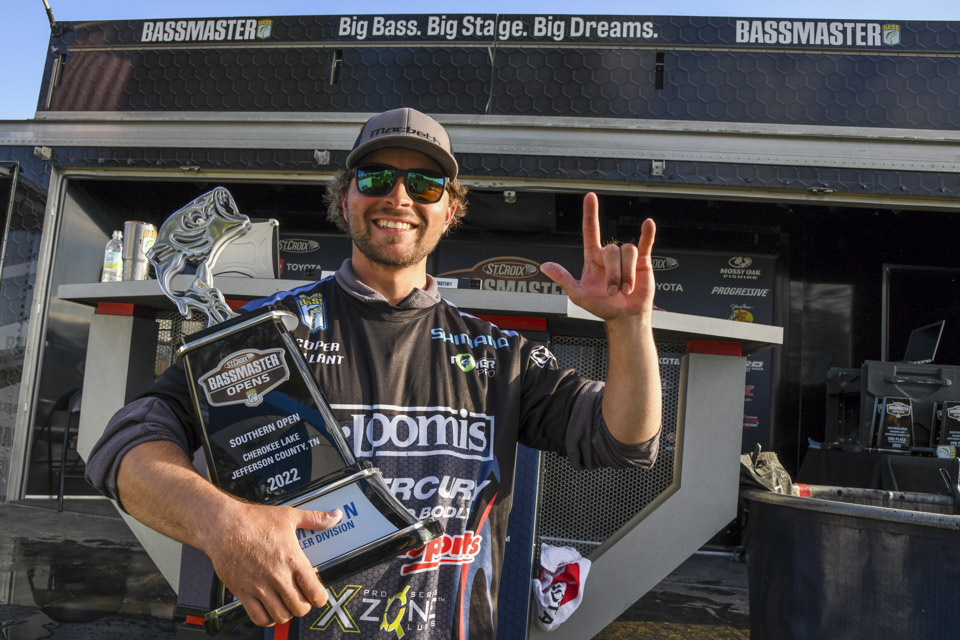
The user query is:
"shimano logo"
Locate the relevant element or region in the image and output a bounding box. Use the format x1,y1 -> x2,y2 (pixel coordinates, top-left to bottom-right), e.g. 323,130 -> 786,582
342,406 -> 494,461
279,238 -> 321,253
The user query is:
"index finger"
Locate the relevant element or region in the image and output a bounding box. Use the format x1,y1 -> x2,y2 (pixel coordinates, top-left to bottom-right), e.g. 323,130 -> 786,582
582,192 -> 601,252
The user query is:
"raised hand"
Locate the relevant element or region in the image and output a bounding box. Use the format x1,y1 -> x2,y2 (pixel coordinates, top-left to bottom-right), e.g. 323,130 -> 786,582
540,192 -> 656,321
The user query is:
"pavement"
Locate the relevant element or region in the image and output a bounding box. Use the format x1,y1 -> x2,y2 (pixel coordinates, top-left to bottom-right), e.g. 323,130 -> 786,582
0,498 -> 750,639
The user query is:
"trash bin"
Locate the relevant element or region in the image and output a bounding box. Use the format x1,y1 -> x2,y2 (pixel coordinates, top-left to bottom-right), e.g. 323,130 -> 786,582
742,485 -> 960,640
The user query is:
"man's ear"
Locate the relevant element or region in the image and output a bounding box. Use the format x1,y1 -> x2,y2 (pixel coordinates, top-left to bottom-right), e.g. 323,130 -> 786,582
341,196 -> 348,221
444,203 -> 457,229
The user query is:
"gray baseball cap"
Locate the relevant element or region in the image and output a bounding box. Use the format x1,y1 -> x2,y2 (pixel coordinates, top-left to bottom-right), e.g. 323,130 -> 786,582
346,108 -> 458,179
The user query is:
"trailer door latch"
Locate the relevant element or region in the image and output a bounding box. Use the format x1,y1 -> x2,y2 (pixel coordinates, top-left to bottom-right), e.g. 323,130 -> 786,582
651,160 -> 665,177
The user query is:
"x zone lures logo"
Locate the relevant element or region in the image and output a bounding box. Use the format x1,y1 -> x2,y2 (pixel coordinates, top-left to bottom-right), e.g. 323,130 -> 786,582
310,584 -> 440,638
451,353 -> 496,377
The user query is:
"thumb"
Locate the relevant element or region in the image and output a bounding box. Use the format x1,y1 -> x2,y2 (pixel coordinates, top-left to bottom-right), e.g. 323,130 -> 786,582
296,508 -> 342,531
540,262 -> 578,297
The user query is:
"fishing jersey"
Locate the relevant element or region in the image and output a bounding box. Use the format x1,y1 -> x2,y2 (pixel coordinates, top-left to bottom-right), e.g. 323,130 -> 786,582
86,260 -> 658,640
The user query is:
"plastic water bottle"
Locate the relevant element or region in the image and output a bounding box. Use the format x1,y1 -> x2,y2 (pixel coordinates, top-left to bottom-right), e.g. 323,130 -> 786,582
100,230 -> 123,282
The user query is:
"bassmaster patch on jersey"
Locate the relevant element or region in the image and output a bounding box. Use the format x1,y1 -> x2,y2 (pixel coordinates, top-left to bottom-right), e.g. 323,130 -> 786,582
297,293 -> 327,332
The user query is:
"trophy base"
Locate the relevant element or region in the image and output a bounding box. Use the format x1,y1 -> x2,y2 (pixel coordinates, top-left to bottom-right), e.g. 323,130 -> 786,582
203,467 -> 442,635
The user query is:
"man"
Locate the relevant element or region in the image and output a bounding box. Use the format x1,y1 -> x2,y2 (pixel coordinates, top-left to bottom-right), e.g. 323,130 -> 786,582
86,107 -> 662,638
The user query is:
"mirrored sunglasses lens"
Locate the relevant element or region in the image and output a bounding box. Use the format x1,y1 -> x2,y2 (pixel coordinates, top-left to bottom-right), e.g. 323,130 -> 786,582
357,168 -> 396,196
407,172 -> 445,203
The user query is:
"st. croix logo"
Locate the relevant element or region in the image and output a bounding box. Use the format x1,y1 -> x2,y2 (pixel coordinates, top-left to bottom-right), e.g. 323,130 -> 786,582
198,348 -> 289,407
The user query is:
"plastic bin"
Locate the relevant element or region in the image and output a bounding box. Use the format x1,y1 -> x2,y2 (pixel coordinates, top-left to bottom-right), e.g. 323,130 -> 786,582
742,485 -> 960,640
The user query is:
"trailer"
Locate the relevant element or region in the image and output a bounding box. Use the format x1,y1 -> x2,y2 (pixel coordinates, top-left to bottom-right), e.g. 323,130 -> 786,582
2,11 -> 959,637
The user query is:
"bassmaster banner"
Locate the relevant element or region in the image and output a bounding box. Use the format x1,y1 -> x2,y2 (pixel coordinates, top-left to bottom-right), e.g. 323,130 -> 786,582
59,15 -> 954,51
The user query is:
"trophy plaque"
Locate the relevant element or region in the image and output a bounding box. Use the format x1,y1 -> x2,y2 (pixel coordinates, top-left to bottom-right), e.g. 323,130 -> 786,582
876,396 -> 914,450
940,401 -> 960,447
147,187 -> 443,634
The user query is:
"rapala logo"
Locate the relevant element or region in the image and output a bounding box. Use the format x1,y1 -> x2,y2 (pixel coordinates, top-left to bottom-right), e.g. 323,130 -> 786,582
198,348 -> 289,408
886,401 -> 911,418
279,238 -> 321,253
481,259 -> 539,279
399,532 -> 482,575
341,405 -> 494,461
651,256 -> 679,271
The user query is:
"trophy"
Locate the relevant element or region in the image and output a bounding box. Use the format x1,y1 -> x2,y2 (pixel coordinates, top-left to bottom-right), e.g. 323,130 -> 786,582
147,187 -> 443,634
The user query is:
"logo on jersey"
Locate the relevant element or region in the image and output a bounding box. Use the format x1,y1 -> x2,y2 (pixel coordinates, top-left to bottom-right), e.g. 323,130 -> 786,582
529,345 -> 556,368
431,327 -> 511,350
297,293 -> 326,332
399,531 -> 483,575
310,584 -> 361,632
451,353 -> 496,377
338,405 -> 495,461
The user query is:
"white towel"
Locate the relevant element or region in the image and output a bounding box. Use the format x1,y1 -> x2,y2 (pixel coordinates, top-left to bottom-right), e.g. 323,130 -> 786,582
531,543 -> 591,630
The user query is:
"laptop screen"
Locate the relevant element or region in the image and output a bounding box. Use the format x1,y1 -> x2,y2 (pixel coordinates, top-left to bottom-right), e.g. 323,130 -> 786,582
902,320 -> 945,364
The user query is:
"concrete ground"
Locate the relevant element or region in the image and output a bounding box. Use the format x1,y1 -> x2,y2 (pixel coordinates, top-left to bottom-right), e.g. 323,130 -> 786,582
0,498 -> 750,639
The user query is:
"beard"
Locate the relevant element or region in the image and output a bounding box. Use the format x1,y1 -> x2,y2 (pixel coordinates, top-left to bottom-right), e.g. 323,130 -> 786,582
345,204 -> 442,269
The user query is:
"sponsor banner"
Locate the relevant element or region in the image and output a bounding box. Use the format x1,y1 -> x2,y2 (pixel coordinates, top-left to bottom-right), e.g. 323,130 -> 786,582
652,250 -> 777,453
76,15 -> 928,50
277,232 -> 352,281
439,256 -> 564,296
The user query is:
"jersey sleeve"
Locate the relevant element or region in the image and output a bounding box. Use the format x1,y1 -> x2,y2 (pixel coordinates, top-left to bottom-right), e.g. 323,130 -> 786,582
515,339 -> 659,471
84,364 -> 202,508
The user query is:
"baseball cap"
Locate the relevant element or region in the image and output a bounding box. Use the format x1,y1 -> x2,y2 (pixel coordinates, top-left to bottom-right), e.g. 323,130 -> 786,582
346,108 -> 458,180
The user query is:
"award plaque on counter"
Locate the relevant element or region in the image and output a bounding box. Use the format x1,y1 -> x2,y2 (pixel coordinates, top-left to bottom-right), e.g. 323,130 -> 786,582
147,187 -> 443,634
940,401 -> 960,447
876,396 -> 914,450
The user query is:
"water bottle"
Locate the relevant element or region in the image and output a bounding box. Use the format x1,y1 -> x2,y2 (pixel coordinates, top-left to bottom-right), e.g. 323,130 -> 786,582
100,230 -> 123,282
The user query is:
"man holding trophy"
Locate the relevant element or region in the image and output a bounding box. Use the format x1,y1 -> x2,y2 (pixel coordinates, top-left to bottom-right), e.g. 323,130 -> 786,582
86,108 -> 662,638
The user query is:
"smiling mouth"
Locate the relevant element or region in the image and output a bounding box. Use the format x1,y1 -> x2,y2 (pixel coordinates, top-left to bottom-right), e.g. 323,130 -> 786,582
374,219 -> 416,230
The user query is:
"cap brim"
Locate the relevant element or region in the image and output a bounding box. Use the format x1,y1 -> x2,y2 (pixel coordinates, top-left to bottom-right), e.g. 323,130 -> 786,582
347,136 -> 458,180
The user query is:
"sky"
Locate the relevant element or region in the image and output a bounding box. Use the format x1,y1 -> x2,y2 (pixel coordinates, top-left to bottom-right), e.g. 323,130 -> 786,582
1,0 -> 959,119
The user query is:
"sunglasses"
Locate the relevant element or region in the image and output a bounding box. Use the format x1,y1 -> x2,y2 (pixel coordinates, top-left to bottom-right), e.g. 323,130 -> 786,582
354,164 -> 448,204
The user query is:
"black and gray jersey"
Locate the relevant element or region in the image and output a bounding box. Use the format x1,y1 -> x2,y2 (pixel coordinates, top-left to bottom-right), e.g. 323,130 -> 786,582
237,274 -> 590,639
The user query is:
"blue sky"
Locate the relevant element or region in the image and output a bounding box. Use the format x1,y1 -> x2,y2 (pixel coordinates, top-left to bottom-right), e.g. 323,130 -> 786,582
2,0 -> 958,119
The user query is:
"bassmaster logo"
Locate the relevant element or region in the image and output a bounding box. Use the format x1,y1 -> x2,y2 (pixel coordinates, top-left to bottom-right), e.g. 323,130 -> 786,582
734,20 -> 893,47
399,531 -> 482,575
886,401 -> 911,418
140,18 -> 273,42
198,348 -> 289,407
336,405 -> 494,461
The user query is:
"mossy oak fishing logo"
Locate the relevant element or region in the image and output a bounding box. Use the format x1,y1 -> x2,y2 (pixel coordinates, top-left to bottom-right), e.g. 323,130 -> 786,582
198,348 -> 289,407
